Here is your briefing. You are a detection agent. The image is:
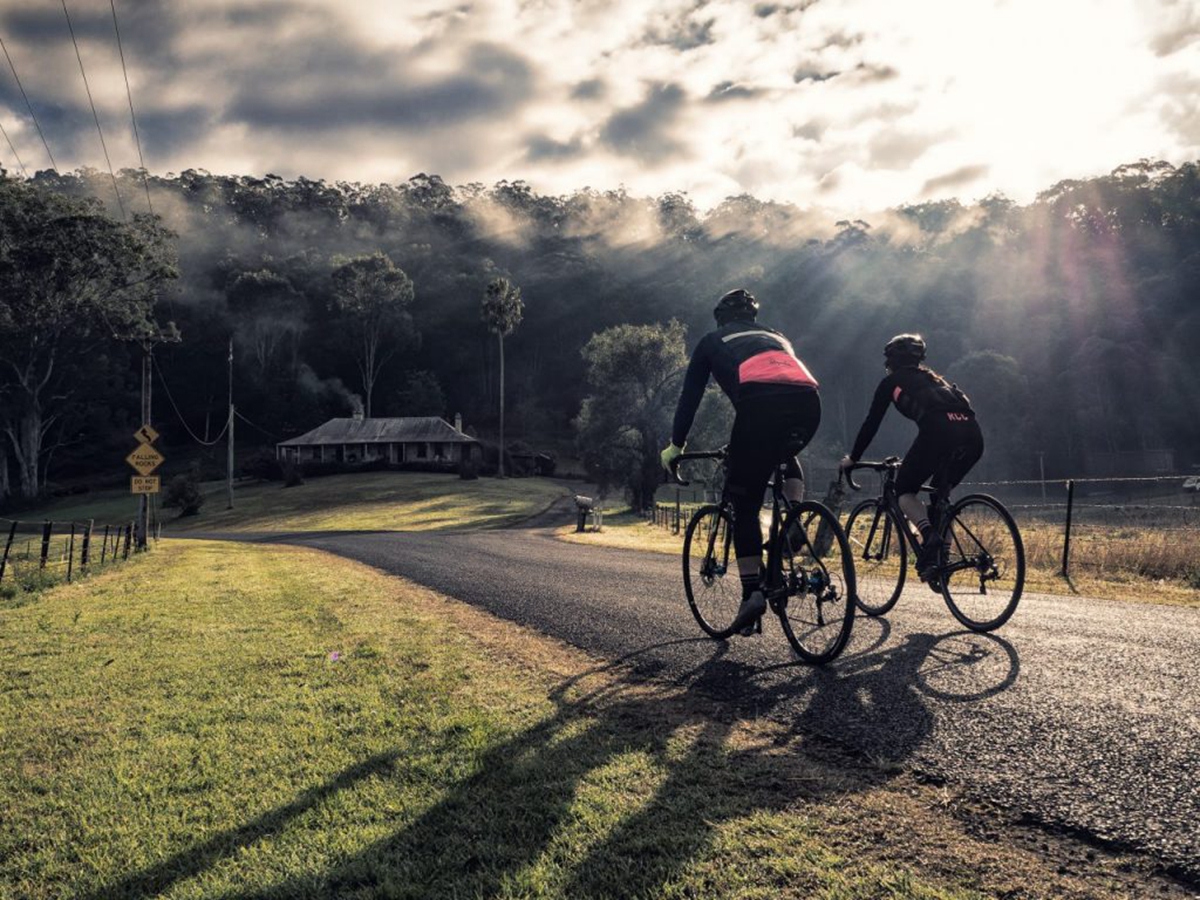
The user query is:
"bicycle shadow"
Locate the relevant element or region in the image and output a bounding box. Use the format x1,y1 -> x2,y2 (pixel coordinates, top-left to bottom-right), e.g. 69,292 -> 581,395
748,619 -> 1022,765
175,628 -> 1018,899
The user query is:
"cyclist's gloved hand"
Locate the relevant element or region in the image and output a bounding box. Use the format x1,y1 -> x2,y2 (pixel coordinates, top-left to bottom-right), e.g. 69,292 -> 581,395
660,442 -> 684,472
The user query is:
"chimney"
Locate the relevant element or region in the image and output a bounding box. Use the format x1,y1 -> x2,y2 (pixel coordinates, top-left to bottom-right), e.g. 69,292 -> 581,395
350,395 -> 364,421
454,413 -> 463,433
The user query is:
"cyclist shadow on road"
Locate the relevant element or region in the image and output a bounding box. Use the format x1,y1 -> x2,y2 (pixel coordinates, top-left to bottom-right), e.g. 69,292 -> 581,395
758,619 -> 1023,766
211,627 -> 1018,899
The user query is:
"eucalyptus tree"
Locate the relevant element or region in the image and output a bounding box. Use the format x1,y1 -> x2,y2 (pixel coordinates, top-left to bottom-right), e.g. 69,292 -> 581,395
573,320 -> 689,509
0,175 -> 177,499
481,276 -> 523,476
330,252 -> 415,417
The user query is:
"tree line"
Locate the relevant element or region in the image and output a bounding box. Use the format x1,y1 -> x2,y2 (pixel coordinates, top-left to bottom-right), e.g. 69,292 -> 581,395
0,158 -> 1197,506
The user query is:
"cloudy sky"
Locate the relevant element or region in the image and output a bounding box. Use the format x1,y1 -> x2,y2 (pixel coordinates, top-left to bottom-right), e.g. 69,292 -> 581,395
1,0 -> 1197,212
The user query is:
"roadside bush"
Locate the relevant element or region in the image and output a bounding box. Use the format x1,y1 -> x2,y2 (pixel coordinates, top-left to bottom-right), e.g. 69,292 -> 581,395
164,472 -> 205,517
243,450 -> 283,482
283,462 -> 305,488
459,457 -> 479,480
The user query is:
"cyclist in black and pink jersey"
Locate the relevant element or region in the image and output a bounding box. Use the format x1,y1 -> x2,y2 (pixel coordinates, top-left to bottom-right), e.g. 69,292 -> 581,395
661,289 -> 820,635
839,333 -> 983,579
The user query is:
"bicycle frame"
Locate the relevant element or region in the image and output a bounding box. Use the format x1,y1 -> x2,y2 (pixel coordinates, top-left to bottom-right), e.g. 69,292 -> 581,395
849,460 -> 993,583
670,450 -> 792,600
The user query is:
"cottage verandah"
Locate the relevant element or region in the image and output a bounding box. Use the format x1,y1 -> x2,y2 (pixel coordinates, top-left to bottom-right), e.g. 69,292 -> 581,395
276,415 -> 481,467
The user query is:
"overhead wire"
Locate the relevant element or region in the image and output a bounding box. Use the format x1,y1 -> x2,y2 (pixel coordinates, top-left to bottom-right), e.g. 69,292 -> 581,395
0,36 -> 58,172
61,0 -> 126,222
235,409 -> 280,441
153,355 -> 230,447
108,0 -> 152,215
0,118 -> 27,176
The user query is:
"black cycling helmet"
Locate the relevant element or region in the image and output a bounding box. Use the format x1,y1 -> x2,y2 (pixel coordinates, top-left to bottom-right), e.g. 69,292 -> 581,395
883,333 -> 926,367
714,288 -> 759,325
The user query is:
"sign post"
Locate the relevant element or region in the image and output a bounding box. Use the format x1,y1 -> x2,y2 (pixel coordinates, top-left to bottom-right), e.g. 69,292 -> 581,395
127,427 -> 164,550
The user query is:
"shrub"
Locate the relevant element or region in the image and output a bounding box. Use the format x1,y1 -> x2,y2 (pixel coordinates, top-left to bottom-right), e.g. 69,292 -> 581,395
164,472 -> 205,517
459,457 -> 479,480
283,462 -> 305,488
243,450 -> 283,482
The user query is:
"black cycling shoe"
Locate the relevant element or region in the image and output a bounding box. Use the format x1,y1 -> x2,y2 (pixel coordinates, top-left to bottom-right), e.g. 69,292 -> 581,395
731,591 -> 766,637
915,542 -> 941,582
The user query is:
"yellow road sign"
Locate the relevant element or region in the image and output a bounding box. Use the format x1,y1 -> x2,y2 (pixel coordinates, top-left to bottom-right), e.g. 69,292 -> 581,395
134,424 -> 160,445
126,444 -> 165,476
131,475 -> 160,494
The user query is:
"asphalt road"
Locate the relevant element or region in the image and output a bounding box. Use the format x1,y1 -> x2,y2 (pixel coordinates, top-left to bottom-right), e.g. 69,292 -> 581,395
206,516 -> 1200,882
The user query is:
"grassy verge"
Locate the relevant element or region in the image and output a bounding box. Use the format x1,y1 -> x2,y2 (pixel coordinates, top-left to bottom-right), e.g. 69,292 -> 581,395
0,541 -> 1181,899
13,471 -> 569,534
558,508 -> 1200,607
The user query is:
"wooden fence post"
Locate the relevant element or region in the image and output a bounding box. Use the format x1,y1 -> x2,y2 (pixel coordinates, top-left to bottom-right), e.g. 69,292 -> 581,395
101,525 -> 110,564
81,520 -> 93,571
1061,479 -> 1075,577
67,524 -> 76,582
123,524 -> 132,560
0,520 -> 16,584
40,521 -> 52,570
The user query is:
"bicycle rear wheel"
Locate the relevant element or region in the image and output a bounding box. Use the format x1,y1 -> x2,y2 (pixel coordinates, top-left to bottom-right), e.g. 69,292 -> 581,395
845,499 -> 906,615
939,494 -> 1024,632
682,504 -> 739,637
774,501 -> 856,664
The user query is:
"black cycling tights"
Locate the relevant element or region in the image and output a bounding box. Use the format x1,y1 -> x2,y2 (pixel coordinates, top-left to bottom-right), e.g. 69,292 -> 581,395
725,390 -> 821,561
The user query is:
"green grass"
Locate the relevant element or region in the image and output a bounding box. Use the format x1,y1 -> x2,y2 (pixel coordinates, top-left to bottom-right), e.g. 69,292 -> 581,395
0,540 -> 1077,900
13,471 -> 568,534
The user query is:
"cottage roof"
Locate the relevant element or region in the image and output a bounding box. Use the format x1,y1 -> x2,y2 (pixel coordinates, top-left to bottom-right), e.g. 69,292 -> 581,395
278,417 -> 478,447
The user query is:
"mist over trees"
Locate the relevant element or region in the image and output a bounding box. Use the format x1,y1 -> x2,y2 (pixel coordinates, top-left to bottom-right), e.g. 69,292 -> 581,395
0,157 -> 1197,504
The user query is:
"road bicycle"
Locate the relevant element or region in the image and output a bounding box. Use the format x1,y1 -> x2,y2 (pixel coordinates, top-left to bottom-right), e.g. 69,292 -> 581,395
843,457 -> 1024,632
670,448 -> 856,664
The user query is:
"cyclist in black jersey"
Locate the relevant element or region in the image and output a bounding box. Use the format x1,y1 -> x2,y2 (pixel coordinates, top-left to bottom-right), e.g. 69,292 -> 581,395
839,333 -> 984,578
662,289 -> 821,635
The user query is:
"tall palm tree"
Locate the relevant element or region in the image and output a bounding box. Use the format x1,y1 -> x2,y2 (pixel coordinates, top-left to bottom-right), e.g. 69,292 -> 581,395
481,277 -> 524,476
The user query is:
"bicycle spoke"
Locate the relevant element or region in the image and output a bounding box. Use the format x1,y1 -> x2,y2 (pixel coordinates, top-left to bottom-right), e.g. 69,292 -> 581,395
775,501 -> 855,663
940,495 -> 1024,632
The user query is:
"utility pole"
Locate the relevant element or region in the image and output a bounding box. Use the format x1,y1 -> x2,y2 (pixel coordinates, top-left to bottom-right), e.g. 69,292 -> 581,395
137,342 -> 152,549
134,323 -> 179,550
227,338 -> 235,510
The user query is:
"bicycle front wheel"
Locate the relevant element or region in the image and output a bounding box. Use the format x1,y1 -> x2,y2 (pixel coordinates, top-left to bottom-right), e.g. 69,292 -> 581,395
774,501 -> 856,664
682,504 -> 739,637
939,494 -> 1025,632
845,499 -> 906,616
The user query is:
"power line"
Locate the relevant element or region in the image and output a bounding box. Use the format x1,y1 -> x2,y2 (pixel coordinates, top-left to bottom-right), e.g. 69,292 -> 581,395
0,118 -> 27,176
61,0 -> 126,222
153,355 -> 230,447
108,0 -> 152,215
235,409 -> 280,441
0,36 -> 58,172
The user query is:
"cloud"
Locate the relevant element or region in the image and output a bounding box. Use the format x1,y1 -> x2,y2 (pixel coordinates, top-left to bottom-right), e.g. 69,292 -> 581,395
921,164 -> 990,197
642,9 -> 717,51
1150,2 -> 1200,55
753,2 -> 819,17
867,129 -> 943,169
571,79 -> 607,101
525,133 -> 586,161
225,42 -> 535,133
706,81 -> 768,102
793,67 -> 840,83
598,82 -> 688,163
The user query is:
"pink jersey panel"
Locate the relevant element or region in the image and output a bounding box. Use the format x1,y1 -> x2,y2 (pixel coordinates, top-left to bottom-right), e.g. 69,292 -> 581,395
738,351 -> 819,388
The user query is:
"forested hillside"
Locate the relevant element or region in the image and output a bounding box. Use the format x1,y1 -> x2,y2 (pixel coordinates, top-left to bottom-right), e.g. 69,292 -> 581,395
2,158 -> 1198,502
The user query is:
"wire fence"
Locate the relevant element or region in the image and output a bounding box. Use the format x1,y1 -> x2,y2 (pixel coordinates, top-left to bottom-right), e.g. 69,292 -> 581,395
651,471 -> 1200,586
0,514 -> 159,593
